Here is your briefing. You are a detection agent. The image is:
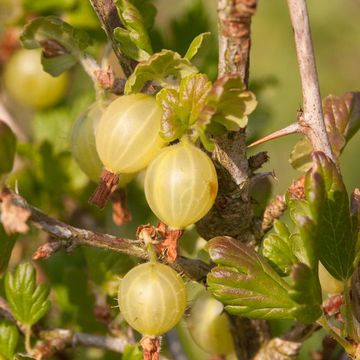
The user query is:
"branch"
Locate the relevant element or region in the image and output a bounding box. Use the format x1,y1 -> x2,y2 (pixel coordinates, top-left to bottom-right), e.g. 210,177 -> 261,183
89,0 -> 137,78
254,323 -> 320,360
286,0 -> 336,164
0,188 -> 210,283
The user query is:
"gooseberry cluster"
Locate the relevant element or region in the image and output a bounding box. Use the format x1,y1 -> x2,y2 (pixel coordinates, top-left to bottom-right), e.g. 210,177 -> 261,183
69,92 -> 220,341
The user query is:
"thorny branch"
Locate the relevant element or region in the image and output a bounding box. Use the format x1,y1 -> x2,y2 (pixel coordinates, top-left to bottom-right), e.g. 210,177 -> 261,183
286,0 -> 335,164
0,187 -> 210,283
89,0 -> 137,77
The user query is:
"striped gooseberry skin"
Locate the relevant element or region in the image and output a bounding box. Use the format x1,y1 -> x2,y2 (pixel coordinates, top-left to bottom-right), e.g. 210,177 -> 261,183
188,291 -> 234,355
95,94 -> 164,174
118,262 -> 187,336
71,103 -> 104,182
144,140 -> 218,229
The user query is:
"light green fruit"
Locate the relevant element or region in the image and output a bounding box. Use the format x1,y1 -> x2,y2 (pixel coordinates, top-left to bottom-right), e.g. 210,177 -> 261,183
3,49 -> 68,109
95,94 -> 164,174
71,103 -> 134,185
319,262 -> 344,294
118,262 -> 187,336
188,291 -> 234,355
144,139 -> 218,229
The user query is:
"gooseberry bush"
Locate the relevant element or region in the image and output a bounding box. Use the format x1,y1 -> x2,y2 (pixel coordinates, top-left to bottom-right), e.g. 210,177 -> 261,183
0,0 -> 360,360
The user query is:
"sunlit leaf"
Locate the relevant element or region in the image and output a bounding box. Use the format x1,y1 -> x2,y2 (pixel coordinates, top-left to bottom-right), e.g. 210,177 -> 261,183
125,50 -> 198,94
184,32 -> 210,60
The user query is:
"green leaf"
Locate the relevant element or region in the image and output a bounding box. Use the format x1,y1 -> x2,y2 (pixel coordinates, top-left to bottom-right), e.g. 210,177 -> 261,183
290,92 -> 360,171
0,322 -> 19,359
114,0 -> 152,61
20,16 -> 92,76
113,28 -> 150,62
156,73 -> 212,142
288,199 -> 318,270
184,32 -> 210,60
125,50 -> 198,94
5,263 -> 51,326
203,75 -> 257,132
0,121 -> 16,177
305,152 -> 356,280
122,344 -> 143,360
0,224 -> 17,277
289,137 -> 313,172
207,236 -> 298,320
262,220 -> 297,275
288,263 -> 322,323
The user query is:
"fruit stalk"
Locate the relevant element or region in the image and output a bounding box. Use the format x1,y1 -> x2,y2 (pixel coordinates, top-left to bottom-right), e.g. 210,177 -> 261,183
89,169 -> 119,208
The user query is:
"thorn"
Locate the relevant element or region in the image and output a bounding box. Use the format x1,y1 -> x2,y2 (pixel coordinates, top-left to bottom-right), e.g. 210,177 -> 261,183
247,123 -> 301,148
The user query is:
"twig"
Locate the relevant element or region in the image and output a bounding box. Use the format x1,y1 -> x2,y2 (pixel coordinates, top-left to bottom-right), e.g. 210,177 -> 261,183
254,323 -> 320,360
286,0 -> 335,164
89,0 -> 136,77
1,188 -> 210,283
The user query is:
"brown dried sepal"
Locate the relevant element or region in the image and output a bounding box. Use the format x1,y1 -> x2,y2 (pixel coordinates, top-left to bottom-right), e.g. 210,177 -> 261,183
89,169 -> 119,209
154,222 -> 184,263
111,189 -> 132,226
287,176 -> 305,201
140,336 -> 161,360
0,187 -> 30,235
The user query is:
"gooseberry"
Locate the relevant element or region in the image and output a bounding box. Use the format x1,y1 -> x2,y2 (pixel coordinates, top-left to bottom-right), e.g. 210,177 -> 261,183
3,49 -> 68,109
118,262 -> 187,336
319,262 -> 344,294
144,139 -> 218,228
188,291 -> 234,355
95,94 -> 164,174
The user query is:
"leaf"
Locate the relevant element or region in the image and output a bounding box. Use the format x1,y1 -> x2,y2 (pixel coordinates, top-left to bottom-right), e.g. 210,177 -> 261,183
207,237 -> 298,320
113,28 -> 150,62
125,50 -> 198,94
289,137 -> 313,172
305,152 -> 356,280
114,0 -> 153,61
323,92 -> 360,158
0,322 -> 19,359
5,263 -> 51,326
288,198 -> 318,270
156,74 -> 212,142
20,16 -> 92,76
262,220 -> 297,275
203,75 -> 257,132
290,92 -> 360,171
288,263 -> 322,323
0,121 -> 16,177
184,32 -> 210,60
122,344 -> 143,360
0,224 -> 17,277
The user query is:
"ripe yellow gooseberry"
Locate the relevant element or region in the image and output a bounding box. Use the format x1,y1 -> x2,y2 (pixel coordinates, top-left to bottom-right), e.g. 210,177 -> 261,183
188,291 -> 234,355
71,103 -> 134,186
95,94 -> 164,174
3,49 -> 68,109
118,262 -> 187,336
318,262 -> 344,294
144,139 -> 218,228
